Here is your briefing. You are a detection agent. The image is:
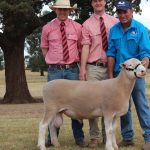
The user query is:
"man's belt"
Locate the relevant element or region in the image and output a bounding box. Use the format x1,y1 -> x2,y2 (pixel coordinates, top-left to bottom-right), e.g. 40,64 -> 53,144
87,61 -> 107,67
49,62 -> 78,69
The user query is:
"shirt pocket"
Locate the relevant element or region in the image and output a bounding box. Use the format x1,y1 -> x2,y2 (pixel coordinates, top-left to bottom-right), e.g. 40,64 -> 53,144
89,30 -> 101,37
67,34 -> 78,49
48,34 -> 60,41
48,34 -> 61,49
111,34 -> 122,50
89,31 -> 101,44
127,35 -> 138,53
67,34 -> 78,41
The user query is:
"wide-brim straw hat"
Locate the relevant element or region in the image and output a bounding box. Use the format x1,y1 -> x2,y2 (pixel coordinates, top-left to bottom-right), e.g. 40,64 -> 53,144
49,0 -> 77,10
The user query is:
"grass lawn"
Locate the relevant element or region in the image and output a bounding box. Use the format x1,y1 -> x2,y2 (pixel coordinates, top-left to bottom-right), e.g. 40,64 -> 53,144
0,70 -> 150,150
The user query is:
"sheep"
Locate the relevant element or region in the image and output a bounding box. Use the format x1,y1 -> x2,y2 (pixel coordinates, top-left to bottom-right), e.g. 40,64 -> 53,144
38,58 -> 146,150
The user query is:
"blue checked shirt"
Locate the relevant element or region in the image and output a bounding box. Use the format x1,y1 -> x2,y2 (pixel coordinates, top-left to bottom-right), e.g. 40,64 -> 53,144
107,18 -> 150,72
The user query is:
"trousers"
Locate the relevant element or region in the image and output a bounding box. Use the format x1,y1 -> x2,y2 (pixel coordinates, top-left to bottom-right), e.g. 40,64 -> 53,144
87,64 -> 108,140
47,64 -> 84,143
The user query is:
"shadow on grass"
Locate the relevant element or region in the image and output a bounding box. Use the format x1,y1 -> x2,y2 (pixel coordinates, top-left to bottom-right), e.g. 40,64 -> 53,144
0,97 -> 43,104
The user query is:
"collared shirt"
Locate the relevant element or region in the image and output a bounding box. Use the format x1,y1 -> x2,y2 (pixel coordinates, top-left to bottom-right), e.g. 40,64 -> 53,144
81,13 -> 118,63
40,18 -> 82,64
107,18 -> 150,72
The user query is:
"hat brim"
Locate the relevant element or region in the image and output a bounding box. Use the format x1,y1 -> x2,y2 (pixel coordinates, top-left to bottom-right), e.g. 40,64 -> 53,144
50,5 -> 77,11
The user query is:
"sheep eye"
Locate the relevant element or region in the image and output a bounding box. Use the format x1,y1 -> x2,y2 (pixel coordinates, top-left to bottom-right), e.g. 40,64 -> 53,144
128,65 -> 133,69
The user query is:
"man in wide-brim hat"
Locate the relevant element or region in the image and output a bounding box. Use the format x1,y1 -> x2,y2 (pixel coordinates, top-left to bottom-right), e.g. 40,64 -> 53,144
40,0 -> 87,148
49,0 -> 77,10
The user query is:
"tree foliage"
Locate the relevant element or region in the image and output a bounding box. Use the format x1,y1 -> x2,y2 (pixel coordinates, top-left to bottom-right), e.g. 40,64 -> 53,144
26,29 -> 47,75
0,0 -> 145,103
73,0 -> 142,23
0,0 -> 56,103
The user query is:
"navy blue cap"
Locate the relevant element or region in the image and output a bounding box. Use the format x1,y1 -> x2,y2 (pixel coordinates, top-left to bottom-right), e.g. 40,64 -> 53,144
116,0 -> 132,11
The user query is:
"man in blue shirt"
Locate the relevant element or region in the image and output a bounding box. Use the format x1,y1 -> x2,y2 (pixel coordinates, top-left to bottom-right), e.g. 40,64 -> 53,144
107,0 -> 150,150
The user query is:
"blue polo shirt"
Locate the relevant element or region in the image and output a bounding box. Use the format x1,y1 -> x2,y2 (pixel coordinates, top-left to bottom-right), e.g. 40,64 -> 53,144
107,18 -> 150,72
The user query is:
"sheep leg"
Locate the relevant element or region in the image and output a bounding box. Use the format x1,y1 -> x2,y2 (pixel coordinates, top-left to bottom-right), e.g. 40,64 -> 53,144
38,121 -> 47,150
112,116 -> 118,150
50,113 -> 63,147
104,117 -> 114,150
38,109 -> 56,150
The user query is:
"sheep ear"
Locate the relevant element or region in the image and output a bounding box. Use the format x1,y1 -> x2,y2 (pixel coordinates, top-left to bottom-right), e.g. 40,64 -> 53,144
120,63 -> 126,68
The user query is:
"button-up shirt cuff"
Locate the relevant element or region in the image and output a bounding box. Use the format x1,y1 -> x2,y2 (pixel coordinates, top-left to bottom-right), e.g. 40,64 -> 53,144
141,54 -> 150,60
40,45 -> 49,49
81,40 -> 91,45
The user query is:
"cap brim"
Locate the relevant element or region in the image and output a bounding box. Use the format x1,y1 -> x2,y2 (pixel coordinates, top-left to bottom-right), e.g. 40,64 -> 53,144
116,6 -> 131,11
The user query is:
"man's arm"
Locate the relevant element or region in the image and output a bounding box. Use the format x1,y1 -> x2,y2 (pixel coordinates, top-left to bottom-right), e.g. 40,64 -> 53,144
139,26 -> 150,69
80,45 -> 90,81
107,57 -> 115,79
42,48 -> 48,58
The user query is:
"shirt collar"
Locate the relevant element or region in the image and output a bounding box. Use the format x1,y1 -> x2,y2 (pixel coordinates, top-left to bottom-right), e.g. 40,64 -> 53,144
55,18 -> 70,26
93,12 -> 107,20
118,18 -> 136,31
129,19 -> 136,29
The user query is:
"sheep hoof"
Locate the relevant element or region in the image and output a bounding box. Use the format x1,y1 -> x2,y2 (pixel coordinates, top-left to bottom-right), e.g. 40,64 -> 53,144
105,148 -> 114,150
38,145 -> 46,150
105,145 -> 114,150
113,144 -> 118,150
54,142 -> 60,147
52,140 -> 60,147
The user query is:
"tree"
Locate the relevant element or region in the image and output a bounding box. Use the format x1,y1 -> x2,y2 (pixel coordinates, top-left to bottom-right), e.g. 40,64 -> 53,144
0,48 -> 4,70
74,0 -> 142,23
26,28 -> 47,76
0,0 -> 143,103
0,0 -> 56,103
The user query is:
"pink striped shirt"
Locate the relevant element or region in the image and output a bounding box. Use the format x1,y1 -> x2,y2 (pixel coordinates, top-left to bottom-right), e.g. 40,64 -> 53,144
82,13 -> 118,63
40,18 -> 82,64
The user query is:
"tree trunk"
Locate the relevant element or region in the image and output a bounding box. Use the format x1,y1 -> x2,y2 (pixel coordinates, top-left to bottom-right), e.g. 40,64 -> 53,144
2,38 -> 36,104
40,68 -> 44,76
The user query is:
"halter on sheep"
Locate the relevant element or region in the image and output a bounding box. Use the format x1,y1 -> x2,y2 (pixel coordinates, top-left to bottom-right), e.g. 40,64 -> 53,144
38,58 -> 146,150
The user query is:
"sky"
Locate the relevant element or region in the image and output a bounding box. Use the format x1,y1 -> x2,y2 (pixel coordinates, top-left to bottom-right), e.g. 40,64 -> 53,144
134,0 -> 150,29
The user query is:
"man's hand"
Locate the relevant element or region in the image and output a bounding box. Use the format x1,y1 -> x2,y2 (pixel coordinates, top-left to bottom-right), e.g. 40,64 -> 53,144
42,48 -> 48,58
79,67 -> 87,80
142,57 -> 149,69
107,57 -> 115,79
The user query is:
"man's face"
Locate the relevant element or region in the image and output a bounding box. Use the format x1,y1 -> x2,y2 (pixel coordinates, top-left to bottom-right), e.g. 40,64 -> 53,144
117,9 -> 133,24
55,8 -> 70,21
91,0 -> 106,13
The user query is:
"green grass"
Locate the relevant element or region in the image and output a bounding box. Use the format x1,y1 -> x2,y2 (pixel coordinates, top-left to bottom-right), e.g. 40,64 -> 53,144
0,70 -> 150,150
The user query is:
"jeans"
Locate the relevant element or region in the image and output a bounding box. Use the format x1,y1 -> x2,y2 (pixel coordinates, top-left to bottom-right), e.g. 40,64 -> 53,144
120,78 -> 150,142
47,64 -> 84,144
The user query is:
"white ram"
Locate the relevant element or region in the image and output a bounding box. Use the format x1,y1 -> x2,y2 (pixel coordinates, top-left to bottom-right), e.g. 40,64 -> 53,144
38,58 -> 146,150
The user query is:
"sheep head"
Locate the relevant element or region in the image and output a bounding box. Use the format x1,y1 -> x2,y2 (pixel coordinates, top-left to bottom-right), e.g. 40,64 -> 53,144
121,58 -> 146,79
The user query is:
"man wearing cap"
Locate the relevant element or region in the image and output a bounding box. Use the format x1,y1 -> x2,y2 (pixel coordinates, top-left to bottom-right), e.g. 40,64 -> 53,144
107,0 -> 150,149
40,0 -> 87,148
80,0 -> 118,148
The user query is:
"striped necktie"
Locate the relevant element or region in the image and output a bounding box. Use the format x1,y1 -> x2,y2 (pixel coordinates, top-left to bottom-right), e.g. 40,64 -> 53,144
100,17 -> 108,51
60,22 -> 69,61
